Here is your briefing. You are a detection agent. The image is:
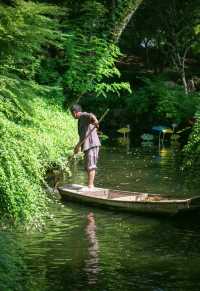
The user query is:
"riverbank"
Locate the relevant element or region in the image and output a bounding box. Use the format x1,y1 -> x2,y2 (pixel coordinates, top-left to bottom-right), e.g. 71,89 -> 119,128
0,94 -> 77,228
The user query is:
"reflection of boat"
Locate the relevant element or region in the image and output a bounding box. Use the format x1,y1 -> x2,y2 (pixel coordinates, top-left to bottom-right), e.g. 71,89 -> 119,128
58,184 -> 200,216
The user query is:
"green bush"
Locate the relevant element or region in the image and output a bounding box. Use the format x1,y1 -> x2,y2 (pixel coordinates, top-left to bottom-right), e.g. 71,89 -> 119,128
125,77 -> 200,123
0,1 -> 77,227
0,94 -> 77,228
182,110 -> 200,186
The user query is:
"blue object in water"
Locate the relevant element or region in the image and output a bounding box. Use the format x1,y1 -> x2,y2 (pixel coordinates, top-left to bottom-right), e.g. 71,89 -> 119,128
152,125 -> 168,133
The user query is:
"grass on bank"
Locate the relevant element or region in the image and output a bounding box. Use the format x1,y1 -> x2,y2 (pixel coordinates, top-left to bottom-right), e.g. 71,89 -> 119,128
0,95 -> 77,229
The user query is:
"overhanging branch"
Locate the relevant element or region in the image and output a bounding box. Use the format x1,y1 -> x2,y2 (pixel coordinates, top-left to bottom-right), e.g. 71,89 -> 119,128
109,0 -> 144,43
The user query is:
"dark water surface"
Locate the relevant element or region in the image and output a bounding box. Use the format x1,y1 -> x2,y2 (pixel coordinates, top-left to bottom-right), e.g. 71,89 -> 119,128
1,147 -> 200,291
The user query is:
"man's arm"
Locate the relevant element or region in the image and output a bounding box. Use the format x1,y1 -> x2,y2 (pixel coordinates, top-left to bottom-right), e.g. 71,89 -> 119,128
74,112 -> 99,154
79,112 -> 99,128
89,113 -> 99,128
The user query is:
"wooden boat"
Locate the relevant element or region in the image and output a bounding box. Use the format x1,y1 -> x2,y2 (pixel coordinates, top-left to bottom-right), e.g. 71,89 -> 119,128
58,184 -> 200,216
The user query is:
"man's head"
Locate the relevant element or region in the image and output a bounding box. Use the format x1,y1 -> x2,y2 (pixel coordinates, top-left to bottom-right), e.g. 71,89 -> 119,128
70,104 -> 82,119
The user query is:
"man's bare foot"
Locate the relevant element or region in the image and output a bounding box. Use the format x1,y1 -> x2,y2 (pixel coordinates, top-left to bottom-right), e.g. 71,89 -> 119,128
88,185 -> 94,191
80,186 -> 94,192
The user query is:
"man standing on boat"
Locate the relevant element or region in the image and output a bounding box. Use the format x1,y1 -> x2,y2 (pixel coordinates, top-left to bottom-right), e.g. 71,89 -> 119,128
70,104 -> 101,191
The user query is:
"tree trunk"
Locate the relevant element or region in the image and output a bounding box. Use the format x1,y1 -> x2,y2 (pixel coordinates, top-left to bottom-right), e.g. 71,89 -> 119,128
181,46 -> 191,95
182,69 -> 188,95
109,0 -> 144,43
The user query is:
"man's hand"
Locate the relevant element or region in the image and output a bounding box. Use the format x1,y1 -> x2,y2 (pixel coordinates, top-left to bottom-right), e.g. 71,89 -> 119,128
90,114 -> 99,129
94,122 -> 99,129
74,144 -> 81,154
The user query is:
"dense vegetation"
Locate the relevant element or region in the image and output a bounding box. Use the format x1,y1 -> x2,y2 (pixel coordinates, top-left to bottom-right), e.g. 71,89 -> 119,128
118,0 -> 200,180
82,0 -> 200,174
0,0 -> 199,226
0,0 -> 141,226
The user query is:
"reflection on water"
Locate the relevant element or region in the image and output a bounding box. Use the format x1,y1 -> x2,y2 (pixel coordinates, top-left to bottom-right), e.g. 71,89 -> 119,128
0,233 -> 27,291
0,147 -> 200,291
84,212 -> 99,286
1,204 -> 200,291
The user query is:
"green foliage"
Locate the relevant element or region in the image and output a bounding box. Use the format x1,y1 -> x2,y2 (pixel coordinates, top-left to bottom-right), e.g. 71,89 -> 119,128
144,78 -> 199,122
125,77 -> 200,123
182,110 -> 200,186
34,0 -> 133,101
0,93 -> 77,227
121,0 -> 200,95
0,1 -> 76,227
77,0 -> 107,34
0,1 -> 64,80
118,0 -> 200,177
64,34 -> 131,97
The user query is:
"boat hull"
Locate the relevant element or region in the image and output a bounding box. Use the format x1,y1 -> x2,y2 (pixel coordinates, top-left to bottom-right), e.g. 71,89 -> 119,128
58,185 -> 199,216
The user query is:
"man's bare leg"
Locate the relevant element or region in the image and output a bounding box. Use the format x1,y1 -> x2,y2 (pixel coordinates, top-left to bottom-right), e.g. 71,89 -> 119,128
88,169 -> 96,190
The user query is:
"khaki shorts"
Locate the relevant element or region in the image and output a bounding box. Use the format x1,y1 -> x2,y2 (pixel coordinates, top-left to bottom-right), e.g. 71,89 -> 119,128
84,146 -> 99,171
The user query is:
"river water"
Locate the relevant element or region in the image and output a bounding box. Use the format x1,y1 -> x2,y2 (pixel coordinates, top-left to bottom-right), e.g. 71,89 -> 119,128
1,147 -> 200,291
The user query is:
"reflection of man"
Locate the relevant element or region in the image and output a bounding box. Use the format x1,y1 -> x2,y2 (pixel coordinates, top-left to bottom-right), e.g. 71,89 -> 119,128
84,212 -> 99,286
70,104 -> 101,191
